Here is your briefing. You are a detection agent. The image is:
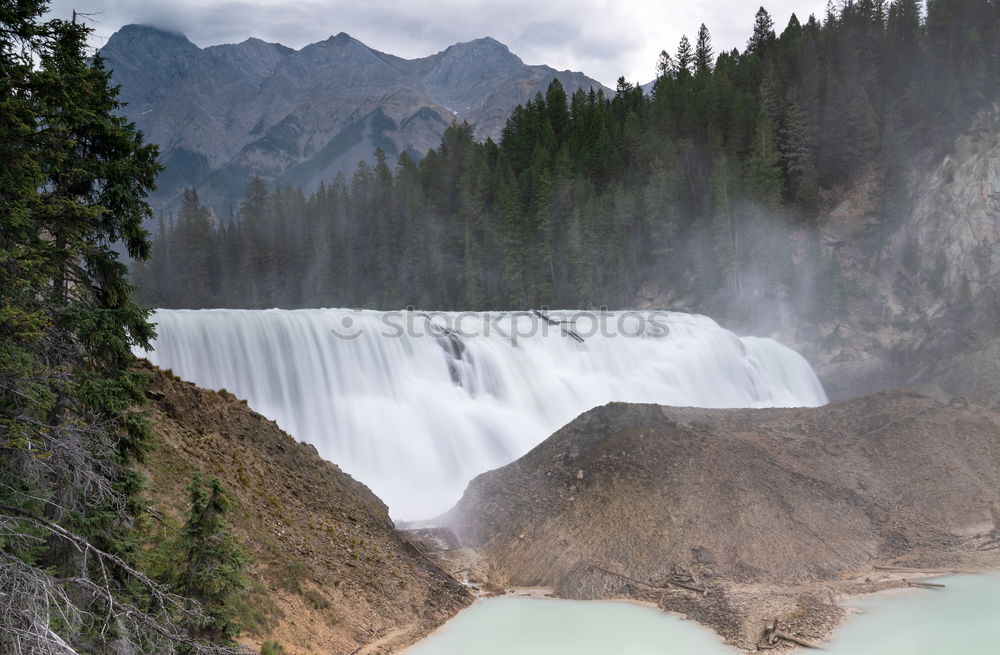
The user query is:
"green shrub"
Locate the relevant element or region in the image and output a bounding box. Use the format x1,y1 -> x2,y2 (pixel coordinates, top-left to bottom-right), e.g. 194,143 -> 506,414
260,640 -> 286,655
277,560 -> 310,594
303,588 -> 331,610
233,579 -> 284,637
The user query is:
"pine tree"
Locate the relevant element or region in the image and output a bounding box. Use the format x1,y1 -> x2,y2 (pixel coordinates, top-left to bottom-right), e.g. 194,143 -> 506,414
745,115 -> 784,207
655,49 -> 677,79
676,35 -> 694,77
239,177 -> 270,306
695,24 -> 714,75
545,78 -> 570,141
643,155 -> 680,279
175,475 -> 248,642
5,11 -> 159,557
173,189 -> 216,308
748,7 -> 776,55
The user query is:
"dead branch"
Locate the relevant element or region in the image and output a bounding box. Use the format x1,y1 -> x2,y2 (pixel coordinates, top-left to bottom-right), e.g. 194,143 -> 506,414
762,620 -> 824,649
904,579 -> 946,589
588,563 -> 708,595
0,504 -> 248,655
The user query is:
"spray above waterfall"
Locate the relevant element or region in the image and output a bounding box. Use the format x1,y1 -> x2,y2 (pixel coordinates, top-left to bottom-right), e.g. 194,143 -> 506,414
139,308 -> 827,520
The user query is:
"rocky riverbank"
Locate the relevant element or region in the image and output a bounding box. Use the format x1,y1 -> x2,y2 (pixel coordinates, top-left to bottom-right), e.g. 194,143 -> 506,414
429,392 -> 1000,651
142,365 -> 472,654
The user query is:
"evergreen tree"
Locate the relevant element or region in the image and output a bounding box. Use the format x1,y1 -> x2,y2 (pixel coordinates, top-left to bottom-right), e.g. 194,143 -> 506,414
176,475 -> 249,642
695,24 -> 714,75
239,177 -> 271,306
676,35 -> 694,76
745,115 -> 784,207
748,7 -> 776,55
655,49 -> 677,79
173,189 -> 217,308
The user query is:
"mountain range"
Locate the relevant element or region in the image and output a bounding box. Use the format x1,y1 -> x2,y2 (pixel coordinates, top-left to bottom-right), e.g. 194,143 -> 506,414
99,24 -> 608,214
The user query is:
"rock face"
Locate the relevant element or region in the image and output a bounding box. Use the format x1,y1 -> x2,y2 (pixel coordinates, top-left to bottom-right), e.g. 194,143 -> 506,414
143,365 -> 471,654
100,25 -> 606,214
444,393 -> 1000,646
715,105 -> 1000,409
875,107 -> 1000,405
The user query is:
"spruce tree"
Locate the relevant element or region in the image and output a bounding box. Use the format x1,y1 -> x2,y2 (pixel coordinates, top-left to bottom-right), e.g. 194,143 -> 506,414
173,189 -> 217,308
748,7 -> 776,55
695,24 -> 714,75
655,49 -> 677,79
676,35 -> 694,76
176,475 -> 249,642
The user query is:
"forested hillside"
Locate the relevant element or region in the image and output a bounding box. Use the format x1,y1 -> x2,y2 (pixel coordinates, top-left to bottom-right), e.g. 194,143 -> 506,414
135,1 -> 997,314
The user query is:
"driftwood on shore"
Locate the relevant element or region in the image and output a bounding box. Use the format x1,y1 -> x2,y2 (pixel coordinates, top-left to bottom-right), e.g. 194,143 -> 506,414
903,579 -> 947,589
761,620 -> 824,650
873,565 -> 954,573
587,563 -> 708,595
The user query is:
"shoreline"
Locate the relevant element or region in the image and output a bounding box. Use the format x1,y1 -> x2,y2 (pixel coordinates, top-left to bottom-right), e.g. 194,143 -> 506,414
396,584 -> 731,654
397,570 -> 999,655
398,524 -> 1000,655
730,563 -> 1000,653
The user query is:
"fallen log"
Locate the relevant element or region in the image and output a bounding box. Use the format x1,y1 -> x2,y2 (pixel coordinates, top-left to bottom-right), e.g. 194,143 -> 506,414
873,566 -> 952,573
773,631 -> 824,650
664,578 -> 708,594
762,621 -> 824,650
904,579 -> 946,589
588,563 -> 708,595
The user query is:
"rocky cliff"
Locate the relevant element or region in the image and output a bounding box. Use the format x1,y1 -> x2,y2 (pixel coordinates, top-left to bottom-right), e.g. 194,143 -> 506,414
443,393 -> 1000,649
691,104 -> 1000,409
142,365 -> 471,654
100,25 -> 606,214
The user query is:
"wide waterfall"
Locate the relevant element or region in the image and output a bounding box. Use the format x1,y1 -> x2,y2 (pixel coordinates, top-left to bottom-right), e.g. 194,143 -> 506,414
140,309 -> 827,519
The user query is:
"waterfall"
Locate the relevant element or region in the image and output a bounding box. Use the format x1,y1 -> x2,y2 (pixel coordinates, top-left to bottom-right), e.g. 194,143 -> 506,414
140,309 -> 827,520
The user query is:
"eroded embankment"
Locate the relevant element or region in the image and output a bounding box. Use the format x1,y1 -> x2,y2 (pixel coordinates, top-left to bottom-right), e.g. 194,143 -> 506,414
433,391 -> 1000,650
143,365 -> 471,655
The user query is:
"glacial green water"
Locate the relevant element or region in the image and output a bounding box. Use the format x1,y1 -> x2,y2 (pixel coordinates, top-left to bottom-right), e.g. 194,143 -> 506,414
403,596 -> 736,655
404,574 -> 1000,655
824,574 -> 1000,655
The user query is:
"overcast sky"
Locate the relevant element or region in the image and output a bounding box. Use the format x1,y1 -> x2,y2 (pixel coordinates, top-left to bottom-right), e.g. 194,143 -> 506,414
44,0 -> 830,86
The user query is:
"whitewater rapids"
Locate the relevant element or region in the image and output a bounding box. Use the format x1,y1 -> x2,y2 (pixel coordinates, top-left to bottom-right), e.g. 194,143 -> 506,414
139,309 -> 826,519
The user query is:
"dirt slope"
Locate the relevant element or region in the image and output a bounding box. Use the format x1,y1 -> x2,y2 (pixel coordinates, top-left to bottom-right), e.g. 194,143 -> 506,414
443,391 -> 1000,649
142,365 -> 471,654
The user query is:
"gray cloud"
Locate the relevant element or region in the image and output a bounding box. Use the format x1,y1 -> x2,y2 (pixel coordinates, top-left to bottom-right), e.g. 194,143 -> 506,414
46,0 -> 830,86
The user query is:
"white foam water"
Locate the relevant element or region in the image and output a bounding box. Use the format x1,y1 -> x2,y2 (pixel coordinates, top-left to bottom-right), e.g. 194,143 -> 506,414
140,308 -> 826,519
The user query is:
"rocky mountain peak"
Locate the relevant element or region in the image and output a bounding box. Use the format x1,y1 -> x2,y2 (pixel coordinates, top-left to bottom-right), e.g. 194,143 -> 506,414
100,27 -> 607,214
312,31 -> 370,55
202,37 -> 291,66
444,36 -> 519,60
106,23 -> 194,46
101,24 -> 200,120
429,36 -> 523,76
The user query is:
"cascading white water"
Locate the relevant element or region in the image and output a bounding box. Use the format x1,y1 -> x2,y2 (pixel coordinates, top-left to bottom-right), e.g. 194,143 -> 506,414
140,308 -> 826,520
